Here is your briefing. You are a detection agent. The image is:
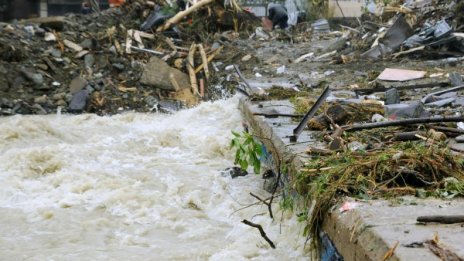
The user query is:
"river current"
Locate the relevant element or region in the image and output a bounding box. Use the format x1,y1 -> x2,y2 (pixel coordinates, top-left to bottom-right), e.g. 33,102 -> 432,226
0,97 -> 308,260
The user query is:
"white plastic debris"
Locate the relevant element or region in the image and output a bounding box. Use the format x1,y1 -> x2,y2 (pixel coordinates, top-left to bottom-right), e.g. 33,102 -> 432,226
44,32 -> 57,42
276,65 -> 286,74
255,72 -> 262,78
225,65 -> 234,71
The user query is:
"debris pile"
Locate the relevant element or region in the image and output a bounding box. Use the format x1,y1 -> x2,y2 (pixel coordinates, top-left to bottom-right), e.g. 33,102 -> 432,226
0,0 -> 259,115
293,0 -> 464,64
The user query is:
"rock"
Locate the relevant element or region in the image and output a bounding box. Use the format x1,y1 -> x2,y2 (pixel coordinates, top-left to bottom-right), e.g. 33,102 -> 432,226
159,100 -> 183,113
69,76 -> 87,94
52,92 -> 66,101
68,90 -> 89,112
84,54 -> 95,68
34,95 -> 48,104
80,38 -> 97,50
455,135 -> 464,143
221,167 -> 248,178
263,169 -> 277,193
385,88 -> 400,105
140,56 -> 191,91
20,68 -> 44,85
144,95 -> 159,109
0,98 -> 14,108
112,63 -> 125,70
31,103 -> 47,115
55,99 -> 67,107
348,141 -> 367,152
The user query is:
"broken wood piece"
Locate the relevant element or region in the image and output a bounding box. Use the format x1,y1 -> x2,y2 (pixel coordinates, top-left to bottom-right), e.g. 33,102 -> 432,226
344,116 -> 464,132
417,215 -> 464,224
195,46 -> 223,73
196,44 -> 209,80
187,43 -> 200,96
242,219 -> 276,249
294,52 -> 314,64
157,0 -> 215,32
314,50 -> 337,61
63,39 -> 83,52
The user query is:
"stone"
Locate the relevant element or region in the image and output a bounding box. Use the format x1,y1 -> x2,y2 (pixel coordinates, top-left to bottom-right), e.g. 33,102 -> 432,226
140,56 -> 191,91
144,95 -> 159,109
34,95 -> 48,104
449,72 -> 463,86
31,103 -> 47,115
385,88 -> 400,105
112,63 -> 125,70
20,68 -> 44,85
84,54 -> 95,68
52,92 -> 66,101
80,38 -> 97,50
455,135 -> 464,143
221,167 -> 248,179
55,99 -> 67,107
68,90 -> 89,112
69,77 -> 87,94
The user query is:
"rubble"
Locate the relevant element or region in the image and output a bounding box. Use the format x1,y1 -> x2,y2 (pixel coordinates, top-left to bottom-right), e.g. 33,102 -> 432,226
0,0 -> 258,116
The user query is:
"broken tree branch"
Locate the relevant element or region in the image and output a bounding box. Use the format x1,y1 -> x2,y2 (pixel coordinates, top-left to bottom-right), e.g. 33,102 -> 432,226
250,192 -> 273,219
343,116 -> 464,132
157,0 -> 215,31
242,219 -> 276,249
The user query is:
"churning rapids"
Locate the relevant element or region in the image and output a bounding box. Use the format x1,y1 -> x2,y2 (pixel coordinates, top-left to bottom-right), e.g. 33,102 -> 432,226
0,97 -> 308,260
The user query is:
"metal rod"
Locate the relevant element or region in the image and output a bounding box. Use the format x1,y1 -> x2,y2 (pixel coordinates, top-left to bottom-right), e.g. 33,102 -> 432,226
290,86 -> 331,142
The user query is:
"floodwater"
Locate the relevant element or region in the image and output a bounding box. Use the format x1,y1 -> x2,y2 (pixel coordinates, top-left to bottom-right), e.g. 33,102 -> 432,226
0,97 -> 308,260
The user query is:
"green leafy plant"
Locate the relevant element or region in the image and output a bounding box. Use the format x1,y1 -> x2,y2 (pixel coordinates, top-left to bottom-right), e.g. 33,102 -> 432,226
230,131 -> 263,174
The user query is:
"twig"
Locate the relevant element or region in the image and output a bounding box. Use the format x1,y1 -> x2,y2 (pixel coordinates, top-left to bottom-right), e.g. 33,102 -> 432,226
242,219 -> 276,249
250,192 -> 273,219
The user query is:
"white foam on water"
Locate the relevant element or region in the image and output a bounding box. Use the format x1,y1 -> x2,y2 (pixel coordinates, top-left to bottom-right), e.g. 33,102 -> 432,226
0,97 -> 309,260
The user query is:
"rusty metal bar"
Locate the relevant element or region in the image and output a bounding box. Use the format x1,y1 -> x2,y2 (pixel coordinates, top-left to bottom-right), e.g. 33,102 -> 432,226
290,86 -> 331,142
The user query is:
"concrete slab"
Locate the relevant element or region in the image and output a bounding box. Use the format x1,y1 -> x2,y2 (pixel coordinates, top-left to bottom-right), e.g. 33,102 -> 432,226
240,97 -> 464,261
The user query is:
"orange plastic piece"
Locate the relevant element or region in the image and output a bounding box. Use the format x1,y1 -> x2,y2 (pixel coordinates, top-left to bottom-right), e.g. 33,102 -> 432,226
109,0 -> 125,7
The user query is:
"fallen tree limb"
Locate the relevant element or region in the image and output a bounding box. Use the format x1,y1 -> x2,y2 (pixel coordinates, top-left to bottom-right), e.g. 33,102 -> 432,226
343,116 -> 464,132
242,219 -> 276,249
157,0 -> 215,31
417,215 -> 464,224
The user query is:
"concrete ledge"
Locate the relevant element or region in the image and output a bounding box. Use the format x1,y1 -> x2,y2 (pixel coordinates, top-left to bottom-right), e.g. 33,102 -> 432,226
239,97 -> 464,261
